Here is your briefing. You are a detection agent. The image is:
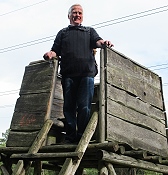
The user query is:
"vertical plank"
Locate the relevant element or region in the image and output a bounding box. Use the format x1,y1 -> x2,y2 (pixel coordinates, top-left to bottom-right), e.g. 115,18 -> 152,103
45,59 -> 59,121
99,48 -> 106,143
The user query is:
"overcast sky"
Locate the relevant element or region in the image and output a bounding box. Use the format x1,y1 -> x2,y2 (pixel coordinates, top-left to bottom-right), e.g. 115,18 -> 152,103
0,0 -> 168,137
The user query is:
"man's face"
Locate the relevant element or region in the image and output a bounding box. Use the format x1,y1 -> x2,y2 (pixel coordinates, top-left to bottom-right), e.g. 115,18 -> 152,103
68,5 -> 83,26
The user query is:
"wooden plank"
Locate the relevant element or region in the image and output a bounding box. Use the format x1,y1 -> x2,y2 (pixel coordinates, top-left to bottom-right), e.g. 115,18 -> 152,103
20,61 -> 53,95
98,150 -> 168,174
106,48 -> 161,89
99,48 -> 106,142
53,78 -> 63,100
106,84 -> 165,123
10,111 -> 46,131
50,98 -> 64,120
14,93 -> 50,112
106,65 -> 163,110
106,114 -> 168,157
6,131 -> 39,147
106,98 -> 166,136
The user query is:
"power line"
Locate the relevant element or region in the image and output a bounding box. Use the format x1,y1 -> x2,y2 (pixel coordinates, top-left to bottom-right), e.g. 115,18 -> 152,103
0,4 -> 168,53
0,0 -> 49,17
92,4 -> 168,27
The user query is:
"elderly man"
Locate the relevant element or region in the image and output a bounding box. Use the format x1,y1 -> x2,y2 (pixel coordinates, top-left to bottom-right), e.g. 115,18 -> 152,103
44,4 -> 113,144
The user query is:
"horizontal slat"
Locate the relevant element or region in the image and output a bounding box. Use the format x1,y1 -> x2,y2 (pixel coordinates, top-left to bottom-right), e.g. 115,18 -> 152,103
6,131 -> 39,147
106,65 -> 163,109
107,98 -> 166,136
14,93 -> 50,112
106,114 -> 168,157
106,84 -> 165,123
106,48 -> 161,89
10,111 -> 46,131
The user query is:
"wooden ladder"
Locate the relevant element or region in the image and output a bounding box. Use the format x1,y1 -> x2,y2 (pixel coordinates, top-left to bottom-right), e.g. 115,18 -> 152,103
10,112 -> 98,175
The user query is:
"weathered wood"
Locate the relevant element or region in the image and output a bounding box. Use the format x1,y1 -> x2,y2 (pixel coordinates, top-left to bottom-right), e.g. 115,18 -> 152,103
106,114 -> 168,157
10,111 -> 46,131
106,97 -> 166,136
104,162 -> 117,175
11,152 -> 83,160
0,165 -> 10,175
45,59 -> 59,121
12,119 -> 53,175
106,48 -> 163,109
33,160 -> 42,175
98,161 -> 108,175
106,84 -> 165,123
20,60 -> 53,95
98,150 -> 168,173
0,142 -> 119,154
6,131 -> 39,147
99,48 -> 106,143
58,111 -> 98,175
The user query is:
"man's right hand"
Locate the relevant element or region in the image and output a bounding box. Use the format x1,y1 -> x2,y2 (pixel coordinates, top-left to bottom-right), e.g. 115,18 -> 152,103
43,51 -> 56,60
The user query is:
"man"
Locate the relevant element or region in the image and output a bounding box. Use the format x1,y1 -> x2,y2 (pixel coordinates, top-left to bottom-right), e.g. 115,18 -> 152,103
44,4 -> 113,144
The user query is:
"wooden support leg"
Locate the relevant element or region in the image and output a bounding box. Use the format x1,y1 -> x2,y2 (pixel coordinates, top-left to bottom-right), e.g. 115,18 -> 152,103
0,164 -> 10,175
104,162 -> 116,175
98,161 -> 108,175
33,160 -> 42,175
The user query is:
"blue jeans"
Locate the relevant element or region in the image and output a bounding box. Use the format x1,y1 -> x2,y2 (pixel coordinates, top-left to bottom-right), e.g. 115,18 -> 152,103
61,77 -> 94,142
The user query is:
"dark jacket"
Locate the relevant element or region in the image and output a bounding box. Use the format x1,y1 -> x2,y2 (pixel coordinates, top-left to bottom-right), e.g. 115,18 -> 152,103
51,25 -> 102,77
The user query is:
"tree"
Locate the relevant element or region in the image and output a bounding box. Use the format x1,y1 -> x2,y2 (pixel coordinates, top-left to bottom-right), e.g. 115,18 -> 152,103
0,129 -> 9,146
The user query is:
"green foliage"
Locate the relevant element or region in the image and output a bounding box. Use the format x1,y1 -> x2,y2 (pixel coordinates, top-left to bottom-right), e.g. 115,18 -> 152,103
143,170 -> 162,175
0,129 -> 9,146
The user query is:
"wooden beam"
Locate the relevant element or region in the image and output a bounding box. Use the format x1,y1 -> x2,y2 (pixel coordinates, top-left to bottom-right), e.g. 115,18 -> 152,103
0,165 -> 10,175
99,48 -> 106,143
98,150 -> 168,174
11,152 -> 83,160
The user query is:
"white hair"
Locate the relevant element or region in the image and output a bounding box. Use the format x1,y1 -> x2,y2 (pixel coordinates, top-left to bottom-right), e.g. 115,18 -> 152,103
68,4 -> 83,16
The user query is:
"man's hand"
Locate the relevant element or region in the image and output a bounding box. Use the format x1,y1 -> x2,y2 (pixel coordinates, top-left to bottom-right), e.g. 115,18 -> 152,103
43,51 -> 56,60
96,39 -> 114,48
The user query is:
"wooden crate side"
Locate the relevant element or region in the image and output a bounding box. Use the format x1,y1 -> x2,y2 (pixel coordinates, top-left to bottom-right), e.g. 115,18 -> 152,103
106,84 -> 165,123
20,61 -> 54,94
106,49 -> 163,110
14,93 -> 50,112
106,114 -> 168,157
106,98 -> 166,136
10,111 -> 45,131
106,48 -> 161,89
106,65 -> 163,110
6,131 -> 39,147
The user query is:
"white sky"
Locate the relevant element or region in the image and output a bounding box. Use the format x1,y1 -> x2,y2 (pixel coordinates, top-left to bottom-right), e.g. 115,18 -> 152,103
0,0 -> 168,137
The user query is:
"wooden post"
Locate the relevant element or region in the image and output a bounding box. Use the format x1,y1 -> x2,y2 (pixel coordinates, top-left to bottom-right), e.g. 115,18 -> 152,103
0,165 -> 10,175
98,161 -> 108,175
58,111 -> 98,175
12,119 -> 53,175
33,160 -> 42,175
99,48 -> 106,143
45,59 -> 59,121
105,162 -> 117,175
